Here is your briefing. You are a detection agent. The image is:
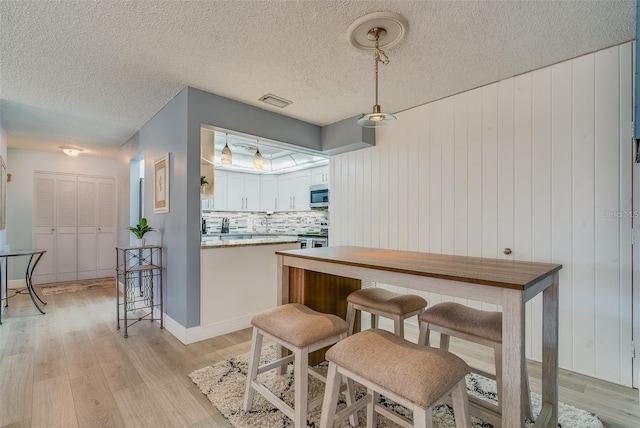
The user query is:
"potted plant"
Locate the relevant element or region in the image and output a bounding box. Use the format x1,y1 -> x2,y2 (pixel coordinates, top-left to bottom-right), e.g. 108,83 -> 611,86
128,217 -> 154,246
200,175 -> 209,194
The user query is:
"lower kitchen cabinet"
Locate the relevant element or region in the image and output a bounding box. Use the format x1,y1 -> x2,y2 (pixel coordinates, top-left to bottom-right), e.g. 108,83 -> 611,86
200,242 -> 300,333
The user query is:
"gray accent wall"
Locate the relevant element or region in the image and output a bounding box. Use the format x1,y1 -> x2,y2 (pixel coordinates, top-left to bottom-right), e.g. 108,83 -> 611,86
119,86 -> 377,330
119,89 -> 190,326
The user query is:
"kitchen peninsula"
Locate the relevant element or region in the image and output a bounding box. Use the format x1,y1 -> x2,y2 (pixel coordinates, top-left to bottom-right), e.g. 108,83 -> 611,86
199,237 -> 300,339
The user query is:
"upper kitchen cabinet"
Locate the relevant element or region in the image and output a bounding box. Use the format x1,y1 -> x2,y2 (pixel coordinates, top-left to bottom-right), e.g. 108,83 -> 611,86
311,165 -> 329,185
279,169 -> 311,211
260,176 -> 278,211
202,170 -> 228,211
227,171 -> 260,211
200,128 -> 215,198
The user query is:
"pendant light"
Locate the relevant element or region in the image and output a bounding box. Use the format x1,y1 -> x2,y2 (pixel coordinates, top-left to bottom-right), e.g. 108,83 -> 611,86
357,27 -> 396,128
253,140 -> 264,170
221,133 -> 232,166
347,11 -> 407,128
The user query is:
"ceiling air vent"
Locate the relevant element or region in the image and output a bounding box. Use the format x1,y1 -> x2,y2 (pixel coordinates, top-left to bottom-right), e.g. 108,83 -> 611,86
259,93 -> 292,108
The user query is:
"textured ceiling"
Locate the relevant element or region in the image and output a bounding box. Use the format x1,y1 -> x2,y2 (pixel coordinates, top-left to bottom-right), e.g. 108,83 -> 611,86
0,1 -> 635,158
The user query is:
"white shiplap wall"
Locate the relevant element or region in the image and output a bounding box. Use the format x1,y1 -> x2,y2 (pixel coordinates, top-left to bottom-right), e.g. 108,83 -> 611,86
330,43 -> 634,386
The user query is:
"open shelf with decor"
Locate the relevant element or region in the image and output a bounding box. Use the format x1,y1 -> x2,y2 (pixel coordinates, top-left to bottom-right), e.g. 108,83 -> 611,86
115,245 -> 163,338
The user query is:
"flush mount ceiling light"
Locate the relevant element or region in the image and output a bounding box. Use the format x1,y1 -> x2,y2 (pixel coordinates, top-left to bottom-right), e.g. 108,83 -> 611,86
259,93 -> 292,108
60,146 -> 83,157
221,133 -> 232,166
347,11 -> 408,128
253,141 -> 264,170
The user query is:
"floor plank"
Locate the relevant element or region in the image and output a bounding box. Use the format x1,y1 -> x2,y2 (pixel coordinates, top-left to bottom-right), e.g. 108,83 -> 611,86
31,375 -> 78,428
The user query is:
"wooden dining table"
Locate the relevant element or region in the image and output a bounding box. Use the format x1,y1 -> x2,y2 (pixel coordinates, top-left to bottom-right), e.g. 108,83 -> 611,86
276,246 -> 562,428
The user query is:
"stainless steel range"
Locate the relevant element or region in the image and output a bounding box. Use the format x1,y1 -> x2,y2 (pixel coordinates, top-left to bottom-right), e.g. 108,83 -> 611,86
298,233 -> 328,249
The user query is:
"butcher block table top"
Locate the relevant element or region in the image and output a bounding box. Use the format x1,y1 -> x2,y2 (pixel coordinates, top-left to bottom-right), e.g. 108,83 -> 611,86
275,246 -> 562,290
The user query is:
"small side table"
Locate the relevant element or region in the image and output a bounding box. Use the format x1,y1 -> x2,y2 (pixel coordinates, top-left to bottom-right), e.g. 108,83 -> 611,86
0,249 -> 47,325
115,245 -> 163,337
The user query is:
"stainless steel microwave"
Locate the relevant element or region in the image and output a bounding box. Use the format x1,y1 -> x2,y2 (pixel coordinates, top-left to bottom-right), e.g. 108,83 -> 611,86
309,184 -> 329,208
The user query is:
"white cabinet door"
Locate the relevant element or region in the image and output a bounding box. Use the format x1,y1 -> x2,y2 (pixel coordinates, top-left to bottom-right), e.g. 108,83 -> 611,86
278,175 -> 295,211
225,172 -> 260,211
292,170 -> 311,211
260,176 -> 278,211
244,175 -> 260,211
278,170 -> 311,211
227,173 -> 244,211
311,165 -> 329,185
212,170 -> 228,210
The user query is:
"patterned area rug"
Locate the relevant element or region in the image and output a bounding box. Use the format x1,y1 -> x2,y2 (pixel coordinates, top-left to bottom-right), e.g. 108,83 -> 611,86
190,345 -> 603,428
40,277 -> 114,295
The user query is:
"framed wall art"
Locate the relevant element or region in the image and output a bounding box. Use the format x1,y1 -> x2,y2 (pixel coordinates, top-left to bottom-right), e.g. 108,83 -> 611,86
153,153 -> 170,214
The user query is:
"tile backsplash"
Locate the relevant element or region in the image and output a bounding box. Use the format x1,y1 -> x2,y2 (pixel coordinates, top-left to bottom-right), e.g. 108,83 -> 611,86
202,210 -> 328,235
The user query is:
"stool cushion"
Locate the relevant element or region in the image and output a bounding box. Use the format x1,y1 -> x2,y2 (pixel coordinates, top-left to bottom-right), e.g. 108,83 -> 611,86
419,302 -> 502,343
326,329 -> 469,408
347,288 -> 427,316
251,303 -> 348,348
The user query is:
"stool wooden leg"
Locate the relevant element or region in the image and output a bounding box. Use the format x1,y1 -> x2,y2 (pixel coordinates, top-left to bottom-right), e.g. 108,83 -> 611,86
344,376 -> 359,426
413,407 -> 433,428
451,379 -> 471,428
294,347 -> 309,427
243,327 -> 263,412
371,313 -> 378,329
393,314 -> 404,338
418,321 -> 430,346
439,332 -> 450,351
366,389 -> 378,428
346,303 -> 357,335
319,363 -> 341,428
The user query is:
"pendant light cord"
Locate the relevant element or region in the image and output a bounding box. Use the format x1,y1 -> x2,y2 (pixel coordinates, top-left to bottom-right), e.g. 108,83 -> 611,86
373,37 -> 390,107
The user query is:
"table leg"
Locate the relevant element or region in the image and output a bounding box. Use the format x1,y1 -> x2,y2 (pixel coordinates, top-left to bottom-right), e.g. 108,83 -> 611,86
24,253 -> 46,314
541,272 -> 560,427
0,256 -> 4,324
501,289 -> 525,427
3,256 -> 7,308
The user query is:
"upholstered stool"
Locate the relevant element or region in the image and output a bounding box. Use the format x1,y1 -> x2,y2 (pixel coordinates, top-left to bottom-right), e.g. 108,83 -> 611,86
243,303 -> 355,428
418,302 -> 532,424
345,288 -> 427,338
319,329 -> 471,428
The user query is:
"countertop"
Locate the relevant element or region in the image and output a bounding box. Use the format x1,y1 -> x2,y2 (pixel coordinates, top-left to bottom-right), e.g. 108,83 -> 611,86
201,237 -> 301,249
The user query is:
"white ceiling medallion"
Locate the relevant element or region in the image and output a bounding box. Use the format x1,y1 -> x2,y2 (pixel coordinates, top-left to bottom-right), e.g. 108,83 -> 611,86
347,11 -> 408,51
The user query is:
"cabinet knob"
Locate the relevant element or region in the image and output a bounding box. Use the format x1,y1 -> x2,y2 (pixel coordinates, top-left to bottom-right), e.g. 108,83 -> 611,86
51,228 -> 55,232
98,227 -> 102,231
503,248 -> 512,255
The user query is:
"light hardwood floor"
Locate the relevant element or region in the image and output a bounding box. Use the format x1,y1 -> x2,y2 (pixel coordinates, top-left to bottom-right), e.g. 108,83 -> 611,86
0,285 -> 638,427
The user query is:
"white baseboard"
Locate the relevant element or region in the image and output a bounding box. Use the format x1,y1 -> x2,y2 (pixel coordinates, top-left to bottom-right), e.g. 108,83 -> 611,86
159,311 -> 253,345
8,279 -> 26,289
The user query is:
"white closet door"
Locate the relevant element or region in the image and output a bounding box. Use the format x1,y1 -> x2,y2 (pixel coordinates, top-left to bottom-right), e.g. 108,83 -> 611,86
54,175 -> 77,281
33,173 -> 57,283
96,178 -> 115,277
77,177 -> 97,280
